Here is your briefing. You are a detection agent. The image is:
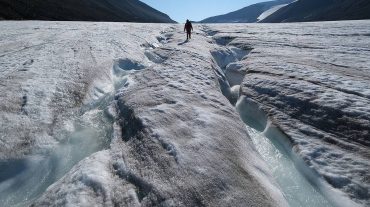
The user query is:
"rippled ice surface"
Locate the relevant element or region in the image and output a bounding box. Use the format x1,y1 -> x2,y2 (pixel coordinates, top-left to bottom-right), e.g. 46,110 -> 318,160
0,99 -> 113,207
246,126 -> 333,207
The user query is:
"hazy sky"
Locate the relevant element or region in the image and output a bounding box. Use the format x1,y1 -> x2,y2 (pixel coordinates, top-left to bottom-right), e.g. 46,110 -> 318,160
140,0 -> 266,23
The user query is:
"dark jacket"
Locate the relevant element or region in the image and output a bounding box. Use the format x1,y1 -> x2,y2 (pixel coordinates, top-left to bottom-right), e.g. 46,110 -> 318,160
184,21 -> 193,32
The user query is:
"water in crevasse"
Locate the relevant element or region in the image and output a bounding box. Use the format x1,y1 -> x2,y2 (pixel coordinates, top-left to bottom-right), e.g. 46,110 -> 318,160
0,94 -> 114,207
246,126 -> 333,207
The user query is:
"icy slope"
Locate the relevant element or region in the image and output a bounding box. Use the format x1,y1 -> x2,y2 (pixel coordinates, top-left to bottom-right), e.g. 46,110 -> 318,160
207,21 -> 370,206
0,21 -> 287,206
0,21 -> 170,160
1,20 -> 369,207
0,21 -> 172,206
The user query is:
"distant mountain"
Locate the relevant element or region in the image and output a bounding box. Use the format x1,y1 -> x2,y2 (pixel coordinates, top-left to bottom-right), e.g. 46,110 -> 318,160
0,0 -> 175,23
200,0 -> 294,23
261,0 -> 370,23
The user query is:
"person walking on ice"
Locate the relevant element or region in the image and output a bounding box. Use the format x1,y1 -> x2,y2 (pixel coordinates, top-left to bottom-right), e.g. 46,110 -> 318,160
184,19 -> 193,40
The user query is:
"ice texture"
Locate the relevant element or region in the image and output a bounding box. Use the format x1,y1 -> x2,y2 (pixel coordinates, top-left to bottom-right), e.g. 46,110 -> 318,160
1,20 -> 369,207
1,22 -> 287,206
208,21 -> 370,206
245,125 -> 333,207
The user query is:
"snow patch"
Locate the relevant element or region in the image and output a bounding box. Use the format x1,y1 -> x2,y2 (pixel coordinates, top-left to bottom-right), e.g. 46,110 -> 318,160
257,4 -> 288,22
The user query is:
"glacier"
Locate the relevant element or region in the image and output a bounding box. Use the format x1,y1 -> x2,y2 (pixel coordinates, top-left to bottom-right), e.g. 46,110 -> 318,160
0,20 -> 369,206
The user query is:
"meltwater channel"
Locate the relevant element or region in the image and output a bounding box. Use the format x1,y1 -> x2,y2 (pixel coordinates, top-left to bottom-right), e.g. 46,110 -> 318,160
245,125 -> 333,207
0,84 -> 117,207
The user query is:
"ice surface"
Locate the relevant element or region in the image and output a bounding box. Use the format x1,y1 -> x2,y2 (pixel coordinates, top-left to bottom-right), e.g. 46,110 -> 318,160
1,20 -> 369,206
246,125 -> 333,207
0,96 -> 114,206
207,21 -> 370,206
0,21 -> 174,206
1,22 -> 287,206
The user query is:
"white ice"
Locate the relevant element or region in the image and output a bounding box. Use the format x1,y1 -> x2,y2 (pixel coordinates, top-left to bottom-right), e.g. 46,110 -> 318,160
257,4 -> 289,22
246,125 -> 333,207
1,20 -> 369,207
210,21 -> 370,206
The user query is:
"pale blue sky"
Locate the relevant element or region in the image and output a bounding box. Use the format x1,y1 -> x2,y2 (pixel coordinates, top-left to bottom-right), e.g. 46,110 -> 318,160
141,0 -> 266,23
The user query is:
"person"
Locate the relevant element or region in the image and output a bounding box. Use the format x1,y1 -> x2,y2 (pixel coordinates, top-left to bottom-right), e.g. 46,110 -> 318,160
184,19 -> 193,40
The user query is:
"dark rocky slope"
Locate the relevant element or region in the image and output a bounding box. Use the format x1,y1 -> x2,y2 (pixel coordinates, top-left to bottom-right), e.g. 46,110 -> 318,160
0,0 -> 175,23
200,0 -> 293,23
261,0 -> 370,23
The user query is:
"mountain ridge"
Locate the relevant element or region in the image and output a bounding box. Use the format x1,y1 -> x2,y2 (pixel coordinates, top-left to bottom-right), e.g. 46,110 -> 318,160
0,0 -> 176,23
201,0 -> 370,24
200,0 -> 293,23
261,0 -> 370,23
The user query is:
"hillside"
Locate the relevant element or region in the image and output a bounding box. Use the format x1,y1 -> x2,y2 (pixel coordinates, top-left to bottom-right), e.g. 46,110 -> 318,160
200,0 -> 293,23
0,0 -> 175,23
261,0 -> 370,22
